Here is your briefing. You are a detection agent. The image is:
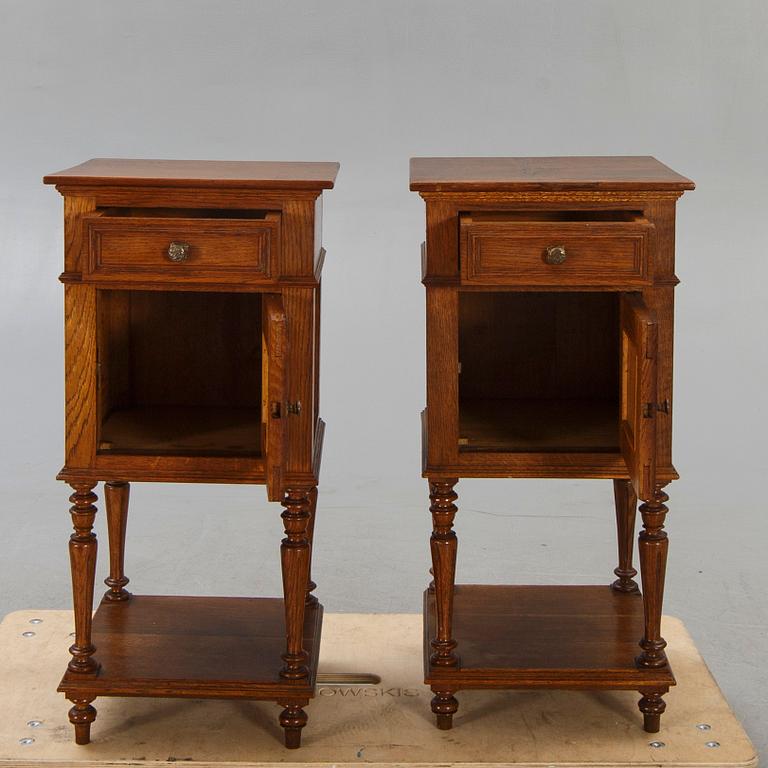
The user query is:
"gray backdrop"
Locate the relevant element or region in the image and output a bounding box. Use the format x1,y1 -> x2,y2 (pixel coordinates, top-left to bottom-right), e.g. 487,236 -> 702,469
1,0 -> 766,754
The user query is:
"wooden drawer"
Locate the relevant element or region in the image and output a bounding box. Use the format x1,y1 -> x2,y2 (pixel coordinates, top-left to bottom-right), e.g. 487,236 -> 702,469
460,213 -> 654,287
84,212 -> 280,283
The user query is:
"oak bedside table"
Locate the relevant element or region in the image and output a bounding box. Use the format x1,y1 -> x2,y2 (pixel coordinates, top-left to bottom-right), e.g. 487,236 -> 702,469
410,156 -> 694,734
44,158 -> 338,748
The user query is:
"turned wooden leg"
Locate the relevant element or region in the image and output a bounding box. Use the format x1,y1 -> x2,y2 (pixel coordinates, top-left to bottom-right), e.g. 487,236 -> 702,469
638,688 -> 667,733
612,479 -> 639,593
67,483 -> 99,676
637,486 -> 670,669
305,486 -> 318,606
104,481 -> 131,602
431,688 -> 459,730
68,697 -> 97,745
429,479 -> 459,674
278,700 -> 308,749
279,487 -> 313,679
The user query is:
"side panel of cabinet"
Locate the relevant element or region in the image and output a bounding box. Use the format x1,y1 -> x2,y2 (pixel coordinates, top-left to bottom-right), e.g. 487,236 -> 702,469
425,286 -> 459,468
64,284 -> 98,468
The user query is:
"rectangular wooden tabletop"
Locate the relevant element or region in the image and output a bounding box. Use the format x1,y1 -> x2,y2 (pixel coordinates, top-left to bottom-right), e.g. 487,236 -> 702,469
44,158 -> 340,189
409,156 -> 694,192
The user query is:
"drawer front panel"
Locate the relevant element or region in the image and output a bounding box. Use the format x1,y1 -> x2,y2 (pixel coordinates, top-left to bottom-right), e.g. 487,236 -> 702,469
460,218 -> 654,287
85,215 -> 280,283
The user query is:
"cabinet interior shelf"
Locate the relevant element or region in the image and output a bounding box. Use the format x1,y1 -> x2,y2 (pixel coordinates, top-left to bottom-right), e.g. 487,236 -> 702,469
99,405 -> 262,457
459,397 -> 619,453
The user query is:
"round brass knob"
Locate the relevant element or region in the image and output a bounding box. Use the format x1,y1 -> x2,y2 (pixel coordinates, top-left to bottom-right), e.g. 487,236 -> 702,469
544,245 -> 567,265
167,241 -> 191,262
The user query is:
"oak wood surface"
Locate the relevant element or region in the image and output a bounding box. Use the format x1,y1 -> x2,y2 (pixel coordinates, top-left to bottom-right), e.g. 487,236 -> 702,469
99,405 -> 262,456
460,215 -> 653,287
50,158 -> 335,747
459,397 -> 618,452
58,595 -> 322,698
45,158 -> 339,189
424,585 -> 675,689
410,156 -> 694,192
415,156 -> 692,734
85,213 -> 279,284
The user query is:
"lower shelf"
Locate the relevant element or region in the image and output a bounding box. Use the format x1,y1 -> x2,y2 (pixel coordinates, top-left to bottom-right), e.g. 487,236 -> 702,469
424,584 -> 675,690
59,595 -> 322,700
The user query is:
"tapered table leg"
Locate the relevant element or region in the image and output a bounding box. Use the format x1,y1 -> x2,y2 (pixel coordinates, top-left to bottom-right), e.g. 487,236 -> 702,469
279,486 -> 313,680
66,482 -> 99,743
636,485 -> 671,731
104,481 -> 131,602
612,479 -> 639,593
305,486 -> 318,606
428,478 -> 459,728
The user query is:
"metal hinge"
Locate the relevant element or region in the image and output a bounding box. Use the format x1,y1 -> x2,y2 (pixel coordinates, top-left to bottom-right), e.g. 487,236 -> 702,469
286,401 -> 302,415
643,399 -> 670,418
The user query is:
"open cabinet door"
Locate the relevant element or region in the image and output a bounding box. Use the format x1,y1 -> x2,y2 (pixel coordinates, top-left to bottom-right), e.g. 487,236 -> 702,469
262,295 -> 288,502
620,293 -> 659,502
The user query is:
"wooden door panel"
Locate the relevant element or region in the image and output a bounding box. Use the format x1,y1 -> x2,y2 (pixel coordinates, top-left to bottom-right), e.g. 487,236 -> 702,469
262,295 -> 287,501
620,293 -> 658,501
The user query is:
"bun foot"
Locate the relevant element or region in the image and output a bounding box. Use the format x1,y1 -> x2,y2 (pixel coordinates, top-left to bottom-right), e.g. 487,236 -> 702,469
279,702 -> 307,749
644,713 -> 661,733
431,689 -> 458,731
638,689 -> 666,733
68,698 -> 96,745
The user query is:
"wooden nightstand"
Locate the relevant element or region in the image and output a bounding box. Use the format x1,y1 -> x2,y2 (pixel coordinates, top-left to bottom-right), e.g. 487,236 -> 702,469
44,158 -> 338,748
410,156 -> 694,733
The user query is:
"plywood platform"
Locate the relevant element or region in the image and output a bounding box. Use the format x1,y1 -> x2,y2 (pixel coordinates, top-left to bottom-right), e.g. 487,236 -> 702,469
0,610 -> 756,767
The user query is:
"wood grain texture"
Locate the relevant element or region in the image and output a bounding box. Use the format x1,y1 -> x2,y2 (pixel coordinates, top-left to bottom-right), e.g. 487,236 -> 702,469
45,158 -> 339,189
414,156 -> 692,734
64,285 -> 98,468
58,595 -> 322,698
424,585 -> 675,690
620,293 -> 658,502
66,484 -> 100,678
84,213 -> 280,284
263,295 -> 287,500
460,215 -> 653,287
410,156 -> 694,192
50,159 -> 334,747
103,481 -> 130,602
612,479 -> 639,593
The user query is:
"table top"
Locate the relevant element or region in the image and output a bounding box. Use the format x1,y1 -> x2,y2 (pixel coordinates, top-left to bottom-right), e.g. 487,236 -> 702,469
44,158 -> 340,189
409,156 -> 694,192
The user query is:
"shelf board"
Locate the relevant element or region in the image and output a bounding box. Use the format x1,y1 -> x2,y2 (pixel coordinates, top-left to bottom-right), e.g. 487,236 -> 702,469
459,398 -> 619,453
59,595 -> 322,700
99,405 -> 262,457
424,585 -> 675,689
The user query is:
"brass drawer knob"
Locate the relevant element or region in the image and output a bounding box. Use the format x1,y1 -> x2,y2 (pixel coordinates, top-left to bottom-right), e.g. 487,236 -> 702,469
166,241 -> 191,262
544,245 -> 567,265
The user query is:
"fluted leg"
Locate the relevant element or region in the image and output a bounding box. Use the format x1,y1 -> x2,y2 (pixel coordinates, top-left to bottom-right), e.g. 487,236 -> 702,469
305,486 -> 318,606
67,697 -> 97,745
67,483 -> 99,675
429,479 -> 459,669
612,479 -> 639,593
279,487 -> 313,680
637,486 -> 670,669
279,700 -> 308,749
104,481 -> 131,602
431,688 -> 459,730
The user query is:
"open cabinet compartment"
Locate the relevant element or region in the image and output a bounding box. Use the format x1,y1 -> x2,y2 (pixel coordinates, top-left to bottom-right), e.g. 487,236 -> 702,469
96,289 -> 264,457
458,291 -> 621,453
